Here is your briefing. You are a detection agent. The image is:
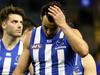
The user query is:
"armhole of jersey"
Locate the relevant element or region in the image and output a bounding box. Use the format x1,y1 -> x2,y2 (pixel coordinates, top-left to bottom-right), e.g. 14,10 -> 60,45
29,28 -> 36,48
29,26 -> 41,46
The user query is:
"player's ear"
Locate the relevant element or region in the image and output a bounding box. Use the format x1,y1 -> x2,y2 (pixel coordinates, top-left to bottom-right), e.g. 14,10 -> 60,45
2,21 -> 6,29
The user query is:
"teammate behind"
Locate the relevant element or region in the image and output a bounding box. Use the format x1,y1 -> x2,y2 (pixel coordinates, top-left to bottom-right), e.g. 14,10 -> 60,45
0,5 -> 25,74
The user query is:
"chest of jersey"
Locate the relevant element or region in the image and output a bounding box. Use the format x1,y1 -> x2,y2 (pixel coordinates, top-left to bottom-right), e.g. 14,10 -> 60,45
29,26 -> 76,75
0,40 -> 23,74
31,38 -> 70,63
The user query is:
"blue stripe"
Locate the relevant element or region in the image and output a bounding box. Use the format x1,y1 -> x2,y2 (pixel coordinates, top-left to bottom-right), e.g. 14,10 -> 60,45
51,45 -> 58,75
0,40 -> 6,74
9,41 -> 20,74
51,34 -> 60,75
29,28 -> 36,64
0,53 -> 5,74
39,30 -> 46,75
39,46 -> 45,75
30,28 -> 37,75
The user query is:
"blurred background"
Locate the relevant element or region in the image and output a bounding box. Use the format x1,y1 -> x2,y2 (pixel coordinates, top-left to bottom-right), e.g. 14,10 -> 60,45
0,0 -> 100,74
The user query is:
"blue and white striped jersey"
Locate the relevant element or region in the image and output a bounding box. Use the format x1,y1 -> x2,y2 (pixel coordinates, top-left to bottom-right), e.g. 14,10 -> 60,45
29,26 -> 76,75
0,39 -> 23,75
73,54 -> 84,75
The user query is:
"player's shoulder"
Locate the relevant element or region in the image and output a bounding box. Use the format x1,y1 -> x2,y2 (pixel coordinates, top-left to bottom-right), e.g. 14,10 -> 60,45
22,30 -> 32,46
31,26 -> 41,33
23,26 -> 41,45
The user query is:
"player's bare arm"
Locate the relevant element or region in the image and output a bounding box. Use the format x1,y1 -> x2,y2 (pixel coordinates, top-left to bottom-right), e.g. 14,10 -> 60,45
82,54 -> 97,75
13,31 -> 32,75
48,5 -> 89,57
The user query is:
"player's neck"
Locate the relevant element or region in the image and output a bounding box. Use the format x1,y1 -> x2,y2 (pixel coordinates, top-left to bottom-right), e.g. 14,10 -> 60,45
2,34 -> 19,50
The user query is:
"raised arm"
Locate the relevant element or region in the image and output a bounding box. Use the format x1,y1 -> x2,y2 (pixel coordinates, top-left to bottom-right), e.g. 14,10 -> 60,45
82,54 -> 97,75
13,31 -> 32,75
48,5 -> 89,57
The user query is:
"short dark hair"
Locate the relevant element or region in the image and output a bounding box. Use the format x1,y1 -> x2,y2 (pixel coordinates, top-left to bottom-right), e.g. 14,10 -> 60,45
0,5 -> 26,36
0,5 -> 25,24
40,1 -> 64,22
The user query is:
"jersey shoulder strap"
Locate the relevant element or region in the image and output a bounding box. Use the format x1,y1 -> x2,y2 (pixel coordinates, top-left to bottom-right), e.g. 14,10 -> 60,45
18,40 -> 23,55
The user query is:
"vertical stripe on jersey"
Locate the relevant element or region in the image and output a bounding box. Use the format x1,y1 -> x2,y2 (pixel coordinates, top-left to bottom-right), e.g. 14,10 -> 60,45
18,41 -> 23,55
30,26 -> 76,75
59,31 -> 64,39
75,54 -> 78,65
33,26 -> 41,75
57,49 -> 65,75
34,26 -> 41,44
45,44 -> 52,75
58,32 -> 65,75
2,58 -> 11,74
33,49 -> 40,75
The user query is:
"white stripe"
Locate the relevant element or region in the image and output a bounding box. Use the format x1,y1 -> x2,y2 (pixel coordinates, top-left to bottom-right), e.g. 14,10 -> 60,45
33,26 -> 41,75
45,44 -> 52,75
75,54 -> 78,65
77,72 -> 82,75
2,58 -> 12,74
57,49 -> 65,75
33,49 -> 40,75
59,31 -> 64,39
34,26 -> 41,43
18,41 -> 23,55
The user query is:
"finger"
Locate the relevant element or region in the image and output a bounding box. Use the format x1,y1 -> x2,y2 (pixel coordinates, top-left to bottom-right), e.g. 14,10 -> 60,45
53,5 -> 62,12
49,6 -> 59,14
48,11 -> 55,18
53,5 -> 65,17
48,7 -> 57,16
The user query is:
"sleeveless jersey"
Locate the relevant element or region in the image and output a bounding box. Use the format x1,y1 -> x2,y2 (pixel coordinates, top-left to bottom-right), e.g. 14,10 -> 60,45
29,26 -> 76,75
0,39 -> 23,75
73,54 -> 84,75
